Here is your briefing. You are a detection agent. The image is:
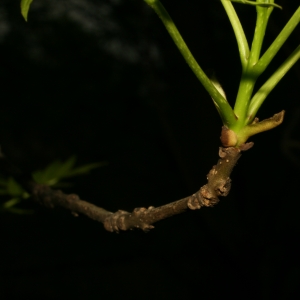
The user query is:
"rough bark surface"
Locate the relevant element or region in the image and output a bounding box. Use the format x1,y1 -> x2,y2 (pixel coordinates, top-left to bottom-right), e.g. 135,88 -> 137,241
0,144 -> 253,232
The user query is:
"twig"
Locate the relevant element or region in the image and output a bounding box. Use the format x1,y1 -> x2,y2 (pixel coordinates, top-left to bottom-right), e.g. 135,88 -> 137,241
0,144 -> 253,233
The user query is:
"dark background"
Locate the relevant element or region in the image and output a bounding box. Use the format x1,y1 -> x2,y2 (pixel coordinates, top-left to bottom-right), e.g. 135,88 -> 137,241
1,0 -> 300,298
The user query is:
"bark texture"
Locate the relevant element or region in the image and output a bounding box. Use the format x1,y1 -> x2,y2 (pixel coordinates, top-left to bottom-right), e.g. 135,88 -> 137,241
0,144 -> 253,232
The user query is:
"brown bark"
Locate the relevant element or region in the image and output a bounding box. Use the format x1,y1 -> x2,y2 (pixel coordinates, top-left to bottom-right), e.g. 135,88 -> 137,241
0,143 -> 253,233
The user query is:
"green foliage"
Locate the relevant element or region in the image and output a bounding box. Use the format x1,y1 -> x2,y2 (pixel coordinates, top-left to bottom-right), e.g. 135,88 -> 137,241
144,0 -> 300,146
1,156 -> 106,214
32,156 -> 106,187
20,0 -> 33,21
21,1 -> 300,145
0,177 -> 31,214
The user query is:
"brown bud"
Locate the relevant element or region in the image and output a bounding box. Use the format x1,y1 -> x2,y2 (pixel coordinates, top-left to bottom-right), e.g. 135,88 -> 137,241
220,126 -> 238,147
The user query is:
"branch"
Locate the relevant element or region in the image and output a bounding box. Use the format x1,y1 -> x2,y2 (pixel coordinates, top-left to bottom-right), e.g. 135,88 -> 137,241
0,144 -> 253,233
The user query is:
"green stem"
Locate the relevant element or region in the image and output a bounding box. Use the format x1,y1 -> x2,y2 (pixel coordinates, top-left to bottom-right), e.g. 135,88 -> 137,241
143,0 -> 237,127
220,0 -> 249,69
232,71 -> 257,129
232,2 -> 273,128
231,0 -> 274,131
248,2 -> 273,66
247,44 -> 300,123
254,6 -> 300,74
235,110 -> 284,146
227,0 -> 282,10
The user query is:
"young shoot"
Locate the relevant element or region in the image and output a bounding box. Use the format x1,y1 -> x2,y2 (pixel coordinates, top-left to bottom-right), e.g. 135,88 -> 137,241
144,0 -> 300,147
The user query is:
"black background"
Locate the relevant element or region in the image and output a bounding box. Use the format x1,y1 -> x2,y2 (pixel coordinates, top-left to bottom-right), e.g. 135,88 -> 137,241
1,0 -> 300,298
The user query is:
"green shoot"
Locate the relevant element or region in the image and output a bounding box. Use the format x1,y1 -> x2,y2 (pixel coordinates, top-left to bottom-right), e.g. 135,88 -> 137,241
19,0 -> 300,147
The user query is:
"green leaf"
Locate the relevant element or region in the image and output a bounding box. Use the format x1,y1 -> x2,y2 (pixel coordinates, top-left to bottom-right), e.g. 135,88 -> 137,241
21,0 -> 33,21
7,177 -> 24,197
63,162 -> 108,178
32,157 -> 107,187
2,198 -> 22,208
32,157 -> 76,185
53,156 -> 77,178
42,160 -> 61,180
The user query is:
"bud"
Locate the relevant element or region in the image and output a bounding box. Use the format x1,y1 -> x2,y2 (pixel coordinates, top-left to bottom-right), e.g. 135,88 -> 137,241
220,126 -> 238,147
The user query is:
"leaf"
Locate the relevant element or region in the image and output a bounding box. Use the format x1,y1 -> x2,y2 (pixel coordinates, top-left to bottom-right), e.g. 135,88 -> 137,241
32,160 -> 63,185
62,162 -> 108,178
32,157 -> 76,185
21,0 -> 33,22
32,157 -> 107,187
7,177 -> 24,197
53,156 -> 77,179
2,198 -> 22,208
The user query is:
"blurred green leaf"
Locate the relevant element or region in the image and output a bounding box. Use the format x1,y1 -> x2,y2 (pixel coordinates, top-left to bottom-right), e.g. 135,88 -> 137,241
32,157 -> 76,186
3,198 -> 22,208
7,177 -> 24,197
1,197 -> 33,214
61,161 -> 108,178
40,160 -> 62,182
21,0 -> 33,21
32,156 -> 107,187
1,156 -> 106,213
52,155 -> 77,179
